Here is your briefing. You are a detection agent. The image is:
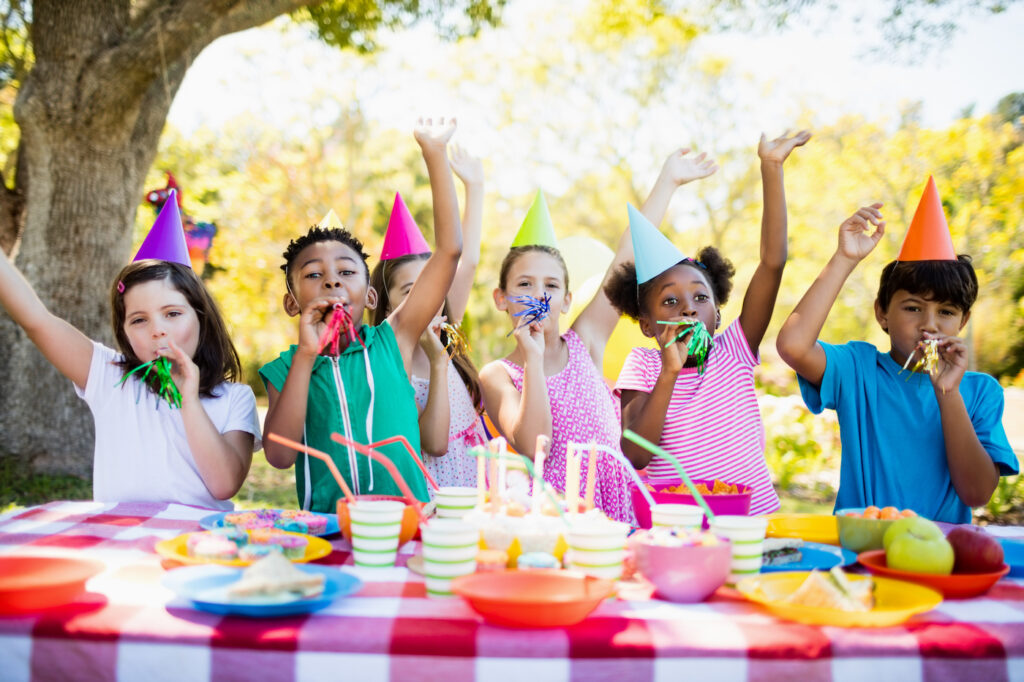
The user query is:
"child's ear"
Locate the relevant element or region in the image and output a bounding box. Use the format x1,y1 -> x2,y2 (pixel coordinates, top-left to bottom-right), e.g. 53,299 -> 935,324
283,292 -> 301,317
493,287 -> 508,312
560,290 -> 572,315
873,298 -> 888,333
365,285 -> 378,311
637,317 -> 656,338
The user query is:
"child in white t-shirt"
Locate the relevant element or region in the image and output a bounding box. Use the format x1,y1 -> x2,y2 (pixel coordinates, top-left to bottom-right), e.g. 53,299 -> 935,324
0,253 -> 261,510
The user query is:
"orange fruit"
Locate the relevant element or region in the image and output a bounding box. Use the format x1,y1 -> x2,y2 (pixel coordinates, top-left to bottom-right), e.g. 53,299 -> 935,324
900,509 -> 917,517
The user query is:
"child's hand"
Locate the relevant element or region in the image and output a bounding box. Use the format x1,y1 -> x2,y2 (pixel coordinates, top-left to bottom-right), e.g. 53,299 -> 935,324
449,144 -> 483,187
414,117 -> 457,152
926,333 -> 968,394
837,203 -> 885,262
419,315 -> 448,363
656,321 -> 688,376
160,339 -> 200,404
297,296 -> 345,357
513,321 -> 545,362
659,147 -> 718,187
758,129 -> 811,165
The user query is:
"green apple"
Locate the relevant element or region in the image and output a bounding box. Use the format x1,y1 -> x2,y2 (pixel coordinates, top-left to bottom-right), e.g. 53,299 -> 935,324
883,517 -> 954,575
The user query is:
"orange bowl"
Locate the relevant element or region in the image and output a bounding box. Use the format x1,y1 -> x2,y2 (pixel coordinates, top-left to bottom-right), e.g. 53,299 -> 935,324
858,550 -> 1010,599
451,570 -> 613,628
0,556 -> 105,614
337,495 -> 421,546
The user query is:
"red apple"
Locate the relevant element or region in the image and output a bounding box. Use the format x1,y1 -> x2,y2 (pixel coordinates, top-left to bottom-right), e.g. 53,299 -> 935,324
946,526 -> 1005,573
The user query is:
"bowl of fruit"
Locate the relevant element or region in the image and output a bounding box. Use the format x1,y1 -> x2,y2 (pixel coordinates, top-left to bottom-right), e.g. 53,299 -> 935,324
835,506 -> 917,553
857,518 -> 1010,599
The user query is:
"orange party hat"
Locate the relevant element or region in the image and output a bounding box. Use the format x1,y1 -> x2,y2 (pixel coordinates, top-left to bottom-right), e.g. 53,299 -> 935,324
897,176 -> 956,261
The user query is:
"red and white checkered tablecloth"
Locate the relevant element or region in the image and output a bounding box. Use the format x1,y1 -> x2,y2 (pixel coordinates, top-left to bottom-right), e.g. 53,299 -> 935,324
1,501 -> 1023,682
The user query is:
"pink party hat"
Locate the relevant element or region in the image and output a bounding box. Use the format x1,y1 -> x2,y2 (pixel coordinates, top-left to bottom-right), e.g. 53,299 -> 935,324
134,189 -> 192,268
629,203 -> 686,283
897,176 -> 957,262
380,192 -> 431,260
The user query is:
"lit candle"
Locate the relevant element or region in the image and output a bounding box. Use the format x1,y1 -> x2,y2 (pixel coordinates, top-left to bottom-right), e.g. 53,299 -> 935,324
583,442 -> 598,511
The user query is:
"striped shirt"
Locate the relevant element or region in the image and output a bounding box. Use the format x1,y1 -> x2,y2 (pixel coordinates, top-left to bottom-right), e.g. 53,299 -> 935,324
614,319 -> 779,515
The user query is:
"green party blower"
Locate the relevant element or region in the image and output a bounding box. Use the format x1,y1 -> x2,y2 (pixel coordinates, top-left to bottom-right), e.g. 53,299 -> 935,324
622,429 -> 715,523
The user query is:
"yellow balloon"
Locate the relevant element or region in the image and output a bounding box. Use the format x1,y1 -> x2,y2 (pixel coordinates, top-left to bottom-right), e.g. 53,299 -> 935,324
566,272 -> 604,325
604,318 -> 657,384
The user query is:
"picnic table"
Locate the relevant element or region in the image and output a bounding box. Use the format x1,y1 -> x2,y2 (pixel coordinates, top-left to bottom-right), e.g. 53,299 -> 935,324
1,500 -> 1023,682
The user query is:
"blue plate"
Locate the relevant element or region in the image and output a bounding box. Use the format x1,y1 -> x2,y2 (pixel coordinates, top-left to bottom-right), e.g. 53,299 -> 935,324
199,510 -> 340,538
761,541 -> 858,573
162,564 -> 361,618
997,538 -> 1024,578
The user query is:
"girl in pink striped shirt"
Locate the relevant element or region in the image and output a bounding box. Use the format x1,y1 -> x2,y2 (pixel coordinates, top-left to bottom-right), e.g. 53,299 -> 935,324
605,130 -> 810,516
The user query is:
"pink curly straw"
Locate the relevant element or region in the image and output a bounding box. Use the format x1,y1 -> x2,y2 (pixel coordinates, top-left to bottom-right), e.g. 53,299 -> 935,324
330,432 -> 429,523
266,432 -> 357,504
367,435 -> 439,491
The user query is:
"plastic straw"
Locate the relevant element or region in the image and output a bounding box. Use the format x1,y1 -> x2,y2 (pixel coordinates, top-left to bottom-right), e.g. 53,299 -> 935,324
266,432 -> 356,504
566,441 -> 656,509
621,429 -> 715,522
330,433 -> 428,522
367,435 -> 439,491
469,445 -> 565,521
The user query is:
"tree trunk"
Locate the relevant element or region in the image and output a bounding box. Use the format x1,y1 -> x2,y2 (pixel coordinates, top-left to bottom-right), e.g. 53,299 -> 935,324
0,0 -> 308,476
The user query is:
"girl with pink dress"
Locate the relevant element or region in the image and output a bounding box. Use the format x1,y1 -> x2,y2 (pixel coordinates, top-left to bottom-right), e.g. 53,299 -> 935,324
480,149 -> 718,524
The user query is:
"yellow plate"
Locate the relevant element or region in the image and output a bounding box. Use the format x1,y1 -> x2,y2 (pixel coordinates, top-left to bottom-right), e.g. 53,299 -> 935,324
765,514 -> 839,545
155,531 -> 332,567
737,571 -> 942,627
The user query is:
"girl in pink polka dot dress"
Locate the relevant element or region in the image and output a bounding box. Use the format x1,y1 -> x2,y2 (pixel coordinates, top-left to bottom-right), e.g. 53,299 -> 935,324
479,149 -> 718,524
369,145 -> 486,488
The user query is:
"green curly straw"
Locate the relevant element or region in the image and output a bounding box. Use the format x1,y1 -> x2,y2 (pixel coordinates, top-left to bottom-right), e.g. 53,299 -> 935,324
657,319 -> 713,373
468,445 -> 566,521
116,356 -> 182,409
622,429 -> 715,522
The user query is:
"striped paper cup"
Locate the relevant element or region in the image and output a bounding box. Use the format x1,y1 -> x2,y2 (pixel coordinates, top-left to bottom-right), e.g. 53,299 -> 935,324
434,487 -> 479,520
651,503 -> 704,532
566,519 -> 630,580
420,519 -> 479,597
708,515 -> 767,584
349,500 -> 405,568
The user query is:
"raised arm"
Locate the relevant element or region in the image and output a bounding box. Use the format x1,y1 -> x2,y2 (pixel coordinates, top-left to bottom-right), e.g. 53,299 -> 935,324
0,250 -> 94,389
738,130 -> 811,353
572,148 -> 718,365
417,316 -> 452,457
390,117 -> 463,372
446,144 -> 484,323
776,203 -> 885,387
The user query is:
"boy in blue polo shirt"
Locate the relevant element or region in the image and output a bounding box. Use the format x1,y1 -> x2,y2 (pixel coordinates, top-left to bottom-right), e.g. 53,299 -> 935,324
776,179 -> 1017,523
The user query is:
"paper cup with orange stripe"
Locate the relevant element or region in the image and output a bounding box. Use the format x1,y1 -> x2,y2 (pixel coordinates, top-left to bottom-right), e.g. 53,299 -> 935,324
420,518 -> 478,597
708,515 -> 767,585
349,499 -> 406,568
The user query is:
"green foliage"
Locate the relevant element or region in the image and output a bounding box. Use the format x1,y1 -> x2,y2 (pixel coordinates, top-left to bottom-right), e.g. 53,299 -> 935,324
0,456 -> 90,513
982,467 -> 1024,521
294,0 -> 505,52
760,393 -> 840,494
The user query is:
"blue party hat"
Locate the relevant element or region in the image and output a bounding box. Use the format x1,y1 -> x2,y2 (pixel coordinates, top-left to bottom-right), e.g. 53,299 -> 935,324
628,203 -> 685,283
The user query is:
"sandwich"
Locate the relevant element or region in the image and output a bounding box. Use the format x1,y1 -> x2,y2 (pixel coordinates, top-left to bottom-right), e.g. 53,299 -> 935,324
762,538 -> 803,567
228,552 -> 325,600
782,567 -> 874,612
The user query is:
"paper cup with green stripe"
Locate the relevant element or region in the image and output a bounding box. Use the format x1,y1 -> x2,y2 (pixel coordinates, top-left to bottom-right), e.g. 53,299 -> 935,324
434,486 -> 479,520
566,519 -> 630,580
651,503 -> 704,532
420,518 -> 479,597
708,515 -> 767,585
349,499 -> 406,568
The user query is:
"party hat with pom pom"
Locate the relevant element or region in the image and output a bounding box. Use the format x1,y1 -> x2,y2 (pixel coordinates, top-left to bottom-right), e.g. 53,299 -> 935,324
380,192 -> 431,260
511,190 -> 558,248
897,176 -> 956,261
628,203 -> 686,283
133,189 -> 191,268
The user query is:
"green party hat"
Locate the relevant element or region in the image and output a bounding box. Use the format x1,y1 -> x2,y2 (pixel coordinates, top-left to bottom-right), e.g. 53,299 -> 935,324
511,190 -> 558,248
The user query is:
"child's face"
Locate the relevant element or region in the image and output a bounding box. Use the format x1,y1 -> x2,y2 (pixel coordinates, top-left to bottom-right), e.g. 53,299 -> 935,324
494,250 -> 571,331
874,289 -> 970,364
637,263 -> 719,339
386,259 -> 429,316
285,240 -> 375,320
122,278 -> 200,362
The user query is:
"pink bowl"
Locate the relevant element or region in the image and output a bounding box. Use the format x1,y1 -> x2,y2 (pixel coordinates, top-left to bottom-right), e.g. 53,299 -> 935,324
630,537 -> 732,602
631,478 -> 753,529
